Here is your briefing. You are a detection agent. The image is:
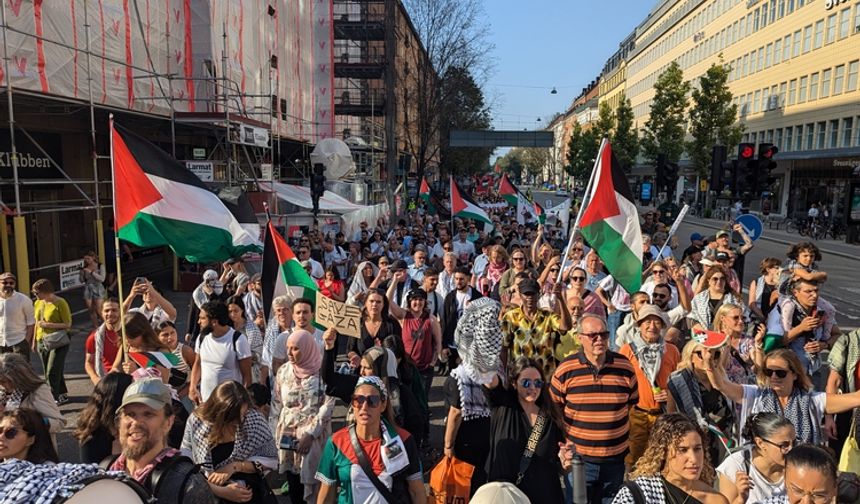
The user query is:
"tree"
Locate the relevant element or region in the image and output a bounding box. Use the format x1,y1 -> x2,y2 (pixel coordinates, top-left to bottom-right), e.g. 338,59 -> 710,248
519,147 -> 551,185
640,61 -> 690,165
612,95 -> 639,174
686,59 -> 745,176
565,123 -> 600,186
400,0 -> 494,183
438,66 -> 493,177
497,150 -> 525,184
594,101 -> 616,141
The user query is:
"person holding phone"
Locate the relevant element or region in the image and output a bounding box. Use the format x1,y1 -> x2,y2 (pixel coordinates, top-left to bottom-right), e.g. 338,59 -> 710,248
123,277 -> 177,327
775,278 -> 840,376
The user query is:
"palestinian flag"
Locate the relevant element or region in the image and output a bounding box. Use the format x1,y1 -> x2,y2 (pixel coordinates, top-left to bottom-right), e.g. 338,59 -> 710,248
419,178 -> 434,212
110,122 -> 262,263
579,140 -> 643,293
450,177 -> 492,226
499,174 -> 519,207
260,220 -> 318,321
534,200 -> 546,224
418,178 -> 450,219
129,351 -> 180,369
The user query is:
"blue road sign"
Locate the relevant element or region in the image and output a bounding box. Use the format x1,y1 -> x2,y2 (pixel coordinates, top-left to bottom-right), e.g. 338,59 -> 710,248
641,183 -> 652,201
736,214 -> 763,241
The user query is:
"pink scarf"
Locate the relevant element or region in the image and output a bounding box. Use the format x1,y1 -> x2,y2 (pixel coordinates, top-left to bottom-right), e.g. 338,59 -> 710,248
287,329 -> 322,379
486,260 -> 507,290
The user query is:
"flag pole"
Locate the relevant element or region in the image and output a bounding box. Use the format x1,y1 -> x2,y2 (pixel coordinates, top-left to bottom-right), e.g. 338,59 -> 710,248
655,204 -> 691,260
109,115 -> 130,365
555,137 -> 607,286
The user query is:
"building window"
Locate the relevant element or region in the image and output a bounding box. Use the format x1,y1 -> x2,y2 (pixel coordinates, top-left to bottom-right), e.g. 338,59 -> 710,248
754,90 -> 761,113
779,82 -> 787,106
855,4 -> 860,33
761,4 -> 769,28
774,39 -> 783,65
754,9 -> 760,31
779,0 -> 786,18
810,72 -> 820,100
766,129 -> 774,144
848,60 -> 859,91
793,30 -> 802,57
817,121 -> 827,149
834,65 -> 845,95
821,69 -> 831,98
799,75 -> 808,102
765,44 -> 773,68
757,47 -> 765,72
826,14 -> 838,44
802,25 -> 812,53
844,118 -> 854,147
783,35 -> 792,61
775,128 -> 783,150
763,88 -> 770,111
771,0 -> 777,22
785,126 -> 794,150
814,20 -> 824,49
743,54 -> 749,76
830,120 -> 839,148
788,0 -> 795,14
840,7 -> 851,38
788,79 -> 797,105
796,125 -> 805,151
806,123 -> 815,150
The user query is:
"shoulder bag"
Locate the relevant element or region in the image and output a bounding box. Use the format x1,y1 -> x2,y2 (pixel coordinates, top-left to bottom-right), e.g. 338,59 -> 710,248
38,304 -> 70,351
515,412 -> 548,485
348,424 -> 400,503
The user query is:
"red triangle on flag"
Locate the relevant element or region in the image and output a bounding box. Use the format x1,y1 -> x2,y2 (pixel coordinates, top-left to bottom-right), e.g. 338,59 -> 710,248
420,178 -> 430,195
111,125 -> 163,230
580,143 -> 620,228
268,221 -> 296,264
450,177 -> 467,214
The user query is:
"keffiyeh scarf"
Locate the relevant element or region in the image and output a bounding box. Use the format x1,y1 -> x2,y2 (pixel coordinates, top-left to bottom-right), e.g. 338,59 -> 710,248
630,332 -> 665,387
450,366 -> 490,421
453,297 -> 503,381
93,323 -> 112,378
1,388 -> 24,410
186,407 -> 278,471
755,387 -> 821,445
0,460 -> 108,504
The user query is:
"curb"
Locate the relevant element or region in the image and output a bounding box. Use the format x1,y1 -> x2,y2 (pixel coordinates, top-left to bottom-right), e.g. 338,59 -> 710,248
688,218 -> 860,262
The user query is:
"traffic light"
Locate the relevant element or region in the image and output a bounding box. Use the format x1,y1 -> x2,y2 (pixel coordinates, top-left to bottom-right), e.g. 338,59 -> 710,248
710,145 -> 727,190
310,163 -> 326,216
736,142 -> 756,196
665,161 -> 679,199
757,143 -> 778,193
656,154 -> 667,192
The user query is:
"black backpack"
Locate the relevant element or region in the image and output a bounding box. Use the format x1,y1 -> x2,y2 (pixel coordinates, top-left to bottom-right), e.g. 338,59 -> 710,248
100,452 -> 200,504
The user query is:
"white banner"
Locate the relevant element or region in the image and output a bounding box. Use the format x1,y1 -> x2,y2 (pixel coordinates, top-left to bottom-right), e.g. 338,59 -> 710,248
186,161 -> 214,182
546,199 -> 572,235
59,259 -> 85,291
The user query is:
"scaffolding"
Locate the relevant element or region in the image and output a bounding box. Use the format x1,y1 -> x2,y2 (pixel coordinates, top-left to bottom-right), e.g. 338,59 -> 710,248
0,0 -> 334,292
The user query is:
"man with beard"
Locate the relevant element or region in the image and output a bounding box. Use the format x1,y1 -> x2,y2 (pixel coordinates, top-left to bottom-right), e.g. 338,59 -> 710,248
407,248 -> 429,284
0,272 -> 35,360
619,305 -> 680,467
269,298 -> 324,376
185,269 -> 225,346
776,278 -> 840,377
242,273 -> 264,324
189,301 -> 252,404
441,267 -> 483,361
107,378 -> 215,503
84,299 -> 121,384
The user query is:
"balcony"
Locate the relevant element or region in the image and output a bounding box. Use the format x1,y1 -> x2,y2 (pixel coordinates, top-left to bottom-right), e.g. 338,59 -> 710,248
334,89 -> 386,117
333,51 -> 385,79
333,10 -> 386,41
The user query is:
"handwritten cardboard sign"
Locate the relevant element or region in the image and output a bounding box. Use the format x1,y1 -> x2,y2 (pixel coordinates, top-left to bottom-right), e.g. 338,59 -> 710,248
315,291 -> 362,338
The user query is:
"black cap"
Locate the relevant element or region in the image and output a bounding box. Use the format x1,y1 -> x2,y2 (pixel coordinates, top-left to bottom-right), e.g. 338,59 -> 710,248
406,288 -> 427,301
682,245 -> 703,259
518,279 -> 540,296
390,260 -> 408,271
715,251 -> 730,262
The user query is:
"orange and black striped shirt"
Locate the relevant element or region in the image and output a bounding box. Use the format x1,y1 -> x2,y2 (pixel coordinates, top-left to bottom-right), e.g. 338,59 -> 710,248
549,351 -> 638,462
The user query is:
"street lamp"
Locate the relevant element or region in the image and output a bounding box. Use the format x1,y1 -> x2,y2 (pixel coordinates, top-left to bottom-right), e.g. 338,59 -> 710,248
550,87 -> 558,95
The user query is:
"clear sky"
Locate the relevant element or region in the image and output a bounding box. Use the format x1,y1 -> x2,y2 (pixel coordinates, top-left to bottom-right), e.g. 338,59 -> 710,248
484,0 -> 656,157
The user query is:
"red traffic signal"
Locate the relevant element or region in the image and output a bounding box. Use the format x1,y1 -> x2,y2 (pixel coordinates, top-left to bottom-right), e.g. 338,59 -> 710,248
738,143 -> 755,160
758,143 -> 778,160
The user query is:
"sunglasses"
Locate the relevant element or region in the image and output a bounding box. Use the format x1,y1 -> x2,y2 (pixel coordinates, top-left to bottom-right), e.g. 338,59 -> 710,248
764,368 -> 790,378
351,394 -> 382,409
652,293 -> 668,299
762,437 -> 797,452
652,269 -> 666,274
512,257 -> 525,262
570,276 -> 586,282
1,281 -> 15,285
0,427 -> 22,440
694,350 -> 721,360
519,378 -> 545,389
710,276 -> 726,282
549,268 -> 560,273
581,331 -> 610,340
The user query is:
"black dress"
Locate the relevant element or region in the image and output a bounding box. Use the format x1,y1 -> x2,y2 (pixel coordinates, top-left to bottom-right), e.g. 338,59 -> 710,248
443,376 -> 491,495
79,426 -> 114,464
483,385 -> 565,503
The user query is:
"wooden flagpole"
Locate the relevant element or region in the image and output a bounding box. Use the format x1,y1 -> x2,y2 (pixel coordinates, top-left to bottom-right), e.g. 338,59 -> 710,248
108,114 -> 130,365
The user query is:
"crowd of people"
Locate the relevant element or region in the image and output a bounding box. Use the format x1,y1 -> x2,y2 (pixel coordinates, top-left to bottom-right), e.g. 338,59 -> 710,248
0,191 -> 857,504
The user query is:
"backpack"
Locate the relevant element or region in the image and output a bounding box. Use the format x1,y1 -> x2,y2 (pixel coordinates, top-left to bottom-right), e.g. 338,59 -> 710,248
100,452 -> 200,504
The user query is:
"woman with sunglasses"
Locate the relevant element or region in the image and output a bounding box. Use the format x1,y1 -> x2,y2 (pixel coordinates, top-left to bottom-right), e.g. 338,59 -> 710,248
713,304 -> 763,387
705,348 -> 860,445
667,340 -> 735,465
688,267 -> 742,332
483,357 -> 564,502
316,376 -> 427,504
182,380 -> 278,503
274,329 -> 334,504
0,408 -> 58,464
564,266 -> 606,317
717,413 -> 795,504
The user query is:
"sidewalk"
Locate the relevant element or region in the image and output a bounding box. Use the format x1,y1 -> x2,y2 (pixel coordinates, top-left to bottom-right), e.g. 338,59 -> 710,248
686,216 -> 860,261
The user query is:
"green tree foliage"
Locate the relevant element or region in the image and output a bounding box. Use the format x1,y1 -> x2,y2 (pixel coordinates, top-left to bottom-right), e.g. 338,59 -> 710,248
612,95 -> 639,174
519,147 -> 551,185
565,122 -> 600,185
594,101 -> 616,141
497,149 -> 525,184
640,62 -> 690,165
686,59 -> 745,176
438,66 -> 493,176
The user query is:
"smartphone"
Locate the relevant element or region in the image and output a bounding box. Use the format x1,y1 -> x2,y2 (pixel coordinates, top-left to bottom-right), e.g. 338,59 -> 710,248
134,276 -> 147,285
279,433 -> 298,450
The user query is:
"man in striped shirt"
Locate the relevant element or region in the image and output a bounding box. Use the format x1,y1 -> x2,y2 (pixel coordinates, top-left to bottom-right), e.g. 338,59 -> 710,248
550,314 -> 638,504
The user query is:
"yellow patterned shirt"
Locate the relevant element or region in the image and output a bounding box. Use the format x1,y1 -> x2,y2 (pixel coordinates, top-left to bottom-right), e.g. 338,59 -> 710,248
501,307 -> 570,378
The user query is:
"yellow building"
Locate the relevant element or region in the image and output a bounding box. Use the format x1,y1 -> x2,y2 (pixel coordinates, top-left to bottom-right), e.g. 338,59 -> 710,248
626,0 -> 860,216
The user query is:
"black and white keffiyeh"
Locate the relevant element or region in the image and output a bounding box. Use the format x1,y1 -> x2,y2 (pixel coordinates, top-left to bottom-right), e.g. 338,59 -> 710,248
185,407 -> 277,471
754,387 -> 821,445
0,388 -> 24,410
630,332 -> 665,387
449,366 -> 490,421
454,297 -> 502,382
611,476 -> 667,504
0,460 -> 110,504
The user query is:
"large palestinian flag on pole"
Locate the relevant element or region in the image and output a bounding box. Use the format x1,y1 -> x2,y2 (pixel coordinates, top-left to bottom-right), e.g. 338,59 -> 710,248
450,177 -> 493,226
110,122 -> 262,263
260,220 -> 319,321
579,141 -> 643,293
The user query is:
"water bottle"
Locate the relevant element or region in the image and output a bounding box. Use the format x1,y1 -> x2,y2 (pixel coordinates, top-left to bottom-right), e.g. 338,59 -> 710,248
570,454 -> 587,504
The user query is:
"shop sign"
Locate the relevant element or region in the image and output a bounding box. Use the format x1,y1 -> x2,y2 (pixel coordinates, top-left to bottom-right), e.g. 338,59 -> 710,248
233,125 -> 269,147
192,148 -> 206,159
185,161 -> 214,181
0,131 -> 63,182
825,0 -> 850,10
59,259 -> 85,291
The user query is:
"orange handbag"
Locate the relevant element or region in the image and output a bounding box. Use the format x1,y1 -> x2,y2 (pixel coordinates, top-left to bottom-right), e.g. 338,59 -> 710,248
429,454 -> 475,504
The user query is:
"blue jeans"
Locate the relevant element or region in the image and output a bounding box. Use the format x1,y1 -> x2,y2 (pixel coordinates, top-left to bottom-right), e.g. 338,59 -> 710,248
607,311 -> 628,352
564,459 -> 625,504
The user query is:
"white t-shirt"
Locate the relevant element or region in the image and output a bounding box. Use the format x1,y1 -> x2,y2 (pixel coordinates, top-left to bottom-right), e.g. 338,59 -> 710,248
194,328 -> 252,401
271,327 -> 324,364
739,384 -> 826,444
717,450 -> 786,504
641,280 -> 679,309
0,292 -> 36,347
452,239 -> 475,261
130,304 -> 173,326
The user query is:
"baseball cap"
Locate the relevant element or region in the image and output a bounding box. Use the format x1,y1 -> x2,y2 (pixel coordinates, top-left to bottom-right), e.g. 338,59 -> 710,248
0,272 -> 16,282
471,482 -> 530,504
390,260 -> 408,271
690,232 -> 704,242
699,257 -> 718,267
203,269 -> 218,281
406,288 -> 427,301
117,378 -> 172,413
682,245 -> 703,259
518,279 -> 540,296
636,304 -> 670,326
715,251 -> 730,262
716,230 -> 730,239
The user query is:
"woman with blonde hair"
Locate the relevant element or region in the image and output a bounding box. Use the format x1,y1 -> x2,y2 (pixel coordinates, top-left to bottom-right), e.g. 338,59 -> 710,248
688,267 -> 742,331
712,303 -> 763,387
482,245 -> 509,296
612,413 -> 727,504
